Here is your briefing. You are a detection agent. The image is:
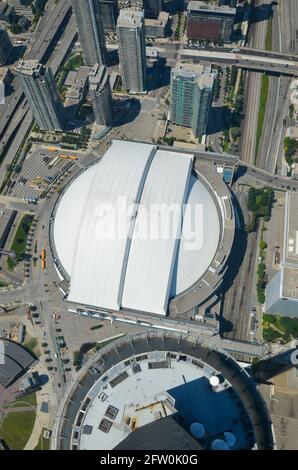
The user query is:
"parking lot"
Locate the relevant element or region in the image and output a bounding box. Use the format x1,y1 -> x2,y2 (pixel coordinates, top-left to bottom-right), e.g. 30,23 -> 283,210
7,147 -> 81,201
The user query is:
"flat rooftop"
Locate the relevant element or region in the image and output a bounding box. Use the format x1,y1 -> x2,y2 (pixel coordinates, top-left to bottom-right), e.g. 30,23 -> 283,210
55,331 -> 275,451
88,64 -> 109,91
187,1 -> 236,15
172,62 -> 215,89
15,60 -> 43,77
75,351 -> 250,450
145,12 -> 169,26
117,9 -> 144,28
281,266 -> 298,300
284,192 -> 298,265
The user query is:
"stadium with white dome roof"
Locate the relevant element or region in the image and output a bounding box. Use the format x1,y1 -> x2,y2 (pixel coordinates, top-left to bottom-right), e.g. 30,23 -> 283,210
50,140 -> 235,329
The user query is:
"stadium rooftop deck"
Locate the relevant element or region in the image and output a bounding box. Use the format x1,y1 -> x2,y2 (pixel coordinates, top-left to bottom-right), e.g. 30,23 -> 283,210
53,331 -> 275,451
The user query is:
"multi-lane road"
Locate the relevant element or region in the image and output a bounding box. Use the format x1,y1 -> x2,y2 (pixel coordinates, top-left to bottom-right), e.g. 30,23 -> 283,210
257,0 -> 292,174
180,49 -> 298,75
241,0 -> 298,174
241,0 -> 272,167
0,1 -> 76,196
25,0 -> 71,61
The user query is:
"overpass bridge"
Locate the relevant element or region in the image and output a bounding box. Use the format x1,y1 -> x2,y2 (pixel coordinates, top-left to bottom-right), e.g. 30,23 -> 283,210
186,44 -> 298,62
180,49 -> 298,76
229,47 -> 298,62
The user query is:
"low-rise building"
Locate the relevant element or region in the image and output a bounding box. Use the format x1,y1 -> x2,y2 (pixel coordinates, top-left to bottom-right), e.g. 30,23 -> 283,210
266,192 -> 298,317
145,11 -> 170,38
0,2 -> 15,23
187,1 -> 236,43
8,1 -> 28,18
20,371 -> 40,392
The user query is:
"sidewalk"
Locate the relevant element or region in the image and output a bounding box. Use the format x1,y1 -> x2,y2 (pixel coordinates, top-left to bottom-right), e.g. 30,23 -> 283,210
24,362 -> 55,450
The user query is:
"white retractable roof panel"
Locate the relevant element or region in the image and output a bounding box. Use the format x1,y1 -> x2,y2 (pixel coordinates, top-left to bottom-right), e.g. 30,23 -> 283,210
68,140 -> 155,310
171,176 -> 220,296
53,165 -> 98,277
122,150 -> 193,315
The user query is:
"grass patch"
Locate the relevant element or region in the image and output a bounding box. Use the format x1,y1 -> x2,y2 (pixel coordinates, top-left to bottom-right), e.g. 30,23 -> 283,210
6,256 -> 17,271
265,16 -> 272,51
6,214 -> 34,270
255,74 -> 269,158
0,409 -> 36,449
23,336 -> 40,358
247,186 -> 274,222
262,327 -> 281,343
34,428 -> 51,450
63,53 -> 83,71
262,314 -> 298,343
57,53 -> 83,93
13,393 -> 37,407
3,392 -> 37,409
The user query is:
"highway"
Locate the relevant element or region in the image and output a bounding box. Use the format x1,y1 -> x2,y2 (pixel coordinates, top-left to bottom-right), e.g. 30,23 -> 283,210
179,49 -> 298,75
241,0 -> 297,174
255,1 -> 298,175
25,0 -> 71,61
241,70 -> 262,165
240,0 -> 270,166
254,0 -> 283,173
0,86 -> 25,151
280,0 -> 298,54
0,110 -> 33,191
48,15 -> 77,75
0,3 -> 76,198
0,0 -> 72,155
